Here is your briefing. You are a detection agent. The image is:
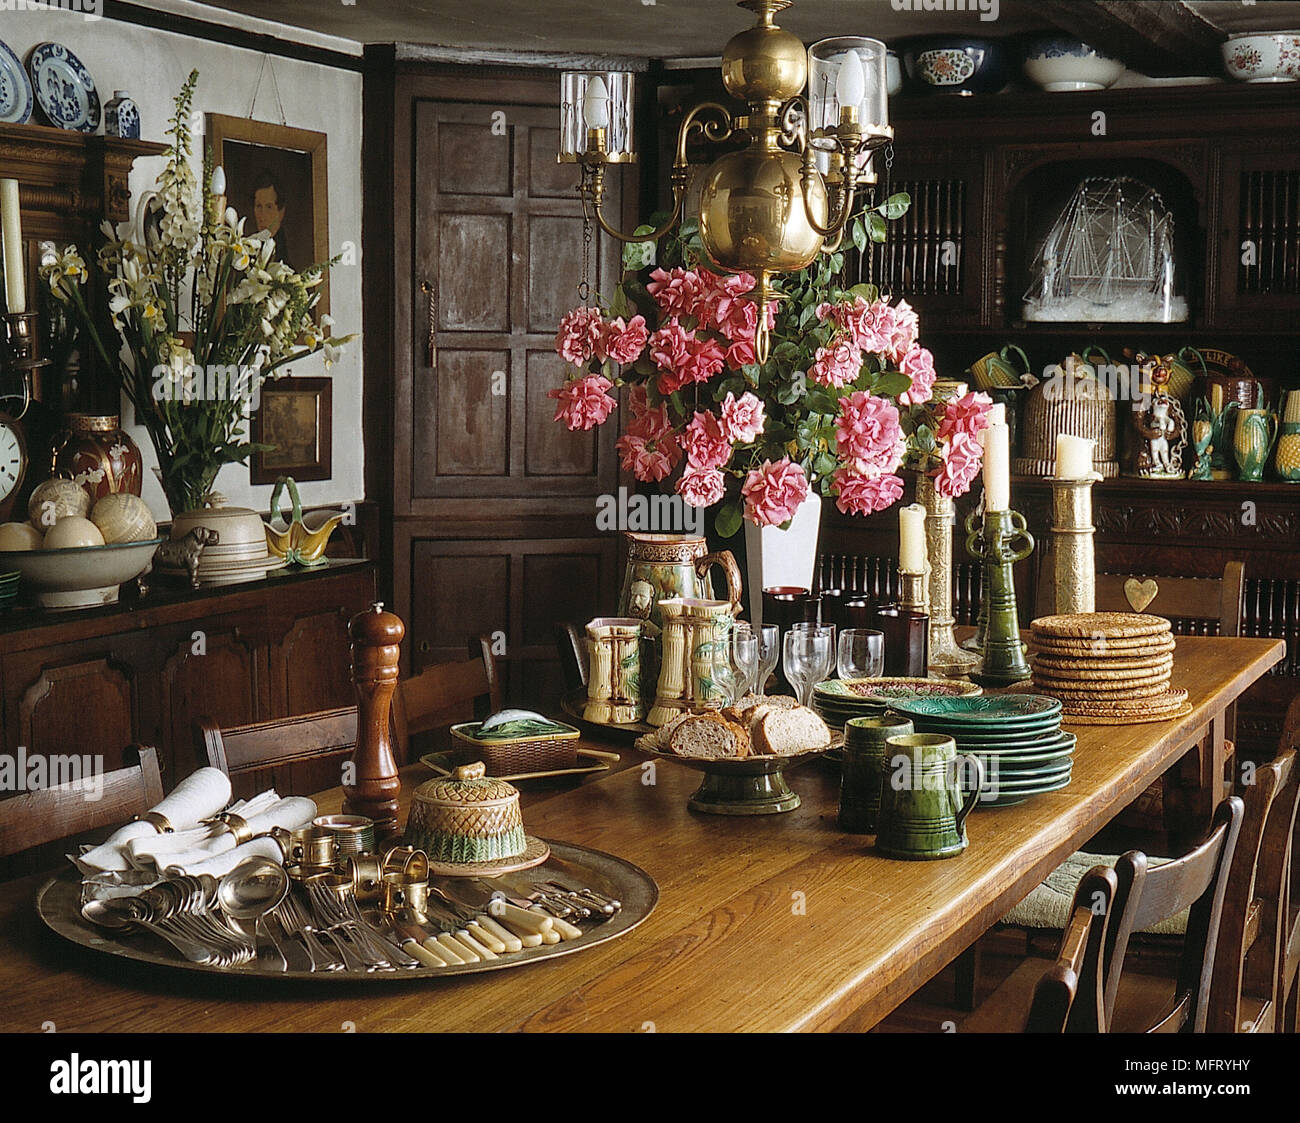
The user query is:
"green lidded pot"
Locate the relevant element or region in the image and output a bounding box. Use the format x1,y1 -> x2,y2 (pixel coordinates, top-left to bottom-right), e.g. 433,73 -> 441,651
405,762 -> 526,864
876,733 -> 983,861
839,714 -> 914,834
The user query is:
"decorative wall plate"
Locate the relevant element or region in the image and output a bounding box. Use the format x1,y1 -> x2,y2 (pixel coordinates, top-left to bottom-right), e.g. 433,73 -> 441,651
27,42 -> 100,132
0,38 -> 33,124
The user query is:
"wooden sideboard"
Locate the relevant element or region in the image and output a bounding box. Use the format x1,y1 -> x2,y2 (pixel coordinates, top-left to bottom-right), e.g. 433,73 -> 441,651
0,560 -> 376,786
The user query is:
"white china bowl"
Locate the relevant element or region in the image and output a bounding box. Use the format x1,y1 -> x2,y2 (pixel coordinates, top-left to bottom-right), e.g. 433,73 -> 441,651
2,538 -> 163,610
1023,37 -> 1126,92
1222,33 -> 1300,83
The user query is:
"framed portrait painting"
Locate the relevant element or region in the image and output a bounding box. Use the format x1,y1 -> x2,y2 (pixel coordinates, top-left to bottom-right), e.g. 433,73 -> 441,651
206,114 -> 330,318
250,377 -> 333,484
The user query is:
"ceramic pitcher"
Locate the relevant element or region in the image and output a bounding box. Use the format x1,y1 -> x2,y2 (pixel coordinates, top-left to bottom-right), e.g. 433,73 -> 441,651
876,734 -> 983,860
1275,390 -> 1300,483
967,344 -> 1031,391
1234,408 -> 1278,482
646,598 -> 733,727
618,533 -> 743,635
584,618 -> 644,725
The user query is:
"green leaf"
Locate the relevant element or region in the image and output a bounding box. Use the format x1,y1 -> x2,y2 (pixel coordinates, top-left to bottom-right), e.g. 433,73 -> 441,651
873,371 -> 913,398
852,219 -> 868,254
848,283 -> 879,304
714,500 -> 743,539
608,286 -> 631,320
812,450 -> 838,477
868,212 -> 889,243
879,192 -> 911,220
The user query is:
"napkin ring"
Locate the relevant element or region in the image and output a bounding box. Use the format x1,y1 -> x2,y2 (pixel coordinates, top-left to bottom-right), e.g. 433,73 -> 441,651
135,811 -> 174,834
211,812 -> 253,846
267,826 -> 293,863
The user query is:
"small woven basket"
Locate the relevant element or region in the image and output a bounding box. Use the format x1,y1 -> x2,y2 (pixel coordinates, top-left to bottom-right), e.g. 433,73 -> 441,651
450,720 -> 580,773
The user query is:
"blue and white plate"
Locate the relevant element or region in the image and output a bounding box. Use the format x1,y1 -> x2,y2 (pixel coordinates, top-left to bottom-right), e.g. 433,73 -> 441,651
0,38 -> 33,125
27,42 -> 100,133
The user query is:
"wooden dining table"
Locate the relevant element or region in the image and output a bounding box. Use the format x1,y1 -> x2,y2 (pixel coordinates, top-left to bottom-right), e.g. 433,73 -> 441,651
0,635 -> 1283,1034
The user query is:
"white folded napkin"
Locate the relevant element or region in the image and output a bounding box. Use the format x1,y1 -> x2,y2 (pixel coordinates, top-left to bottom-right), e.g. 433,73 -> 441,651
135,796 -> 318,873
74,767 -> 233,875
163,835 -> 286,879
122,790 -> 281,866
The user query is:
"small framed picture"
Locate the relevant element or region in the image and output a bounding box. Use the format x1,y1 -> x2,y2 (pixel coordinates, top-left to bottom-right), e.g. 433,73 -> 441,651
251,377 -> 332,484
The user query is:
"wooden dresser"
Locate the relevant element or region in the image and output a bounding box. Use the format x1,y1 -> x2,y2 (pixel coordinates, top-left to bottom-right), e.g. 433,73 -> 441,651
0,560 -> 376,786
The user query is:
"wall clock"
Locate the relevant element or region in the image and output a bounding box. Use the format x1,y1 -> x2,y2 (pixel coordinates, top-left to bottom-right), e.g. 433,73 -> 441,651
0,410 -> 29,523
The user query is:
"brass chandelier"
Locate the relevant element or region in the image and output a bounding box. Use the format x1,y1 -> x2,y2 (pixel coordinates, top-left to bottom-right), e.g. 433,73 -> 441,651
558,0 -> 893,362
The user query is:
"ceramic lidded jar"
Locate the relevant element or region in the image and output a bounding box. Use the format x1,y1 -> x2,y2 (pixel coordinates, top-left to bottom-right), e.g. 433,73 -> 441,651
103,90 -> 140,139
1275,390 -> 1300,482
50,414 -> 143,501
1016,355 -> 1118,477
404,763 -> 526,864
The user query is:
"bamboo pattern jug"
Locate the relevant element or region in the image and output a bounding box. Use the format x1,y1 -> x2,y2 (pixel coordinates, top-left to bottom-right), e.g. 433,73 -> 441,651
647,599 -> 732,727
584,618 -> 644,724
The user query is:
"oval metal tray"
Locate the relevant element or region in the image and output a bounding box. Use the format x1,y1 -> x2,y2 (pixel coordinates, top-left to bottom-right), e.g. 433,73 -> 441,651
36,840 -> 657,981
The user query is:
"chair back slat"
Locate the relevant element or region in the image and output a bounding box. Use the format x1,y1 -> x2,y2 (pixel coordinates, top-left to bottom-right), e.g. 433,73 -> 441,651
1093,561 -> 1245,636
197,708 -> 359,801
1026,866 -> 1118,1033
0,745 -> 164,861
392,636 -> 504,753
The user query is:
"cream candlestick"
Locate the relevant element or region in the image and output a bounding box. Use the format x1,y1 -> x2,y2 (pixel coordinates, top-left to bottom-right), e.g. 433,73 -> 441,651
917,474 -> 980,675
1048,473 -> 1101,614
1,179 -> 25,315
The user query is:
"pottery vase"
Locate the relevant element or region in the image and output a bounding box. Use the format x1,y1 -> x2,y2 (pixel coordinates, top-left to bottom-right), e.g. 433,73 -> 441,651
1275,392 -> 1300,482
618,533 -> 742,635
646,599 -> 732,727
1234,408 -> 1278,482
50,414 -> 143,503
584,618 -> 644,725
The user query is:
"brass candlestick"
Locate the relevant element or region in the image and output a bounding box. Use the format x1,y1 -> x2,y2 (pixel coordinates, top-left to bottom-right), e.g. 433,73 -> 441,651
965,508 -> 1034,686
2,311 -> 49,411
898,567 -> 928,614
916,474 -> 981,676
344,602 -> 405,839
1047,474 -> 1101,615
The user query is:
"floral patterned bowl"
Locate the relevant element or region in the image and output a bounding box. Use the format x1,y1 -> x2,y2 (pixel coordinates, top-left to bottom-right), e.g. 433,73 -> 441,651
1023,37 -> 1125,92
1222,33 -> 1300,83
903,37 -> 1009,95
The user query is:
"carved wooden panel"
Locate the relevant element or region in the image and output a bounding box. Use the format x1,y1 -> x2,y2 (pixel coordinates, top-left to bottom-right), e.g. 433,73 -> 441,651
409,542 -> 511,671
160,630 -> 262,775
431,348 -> 511,478
527,126 -> 577,198
437,213 -> 511,331
521,552 -> 604,647
13,656 -> 134,769
276,609 -> 357,718
525,348 -> 595,477
438,122 -> 511,196
528,214 -> 585,331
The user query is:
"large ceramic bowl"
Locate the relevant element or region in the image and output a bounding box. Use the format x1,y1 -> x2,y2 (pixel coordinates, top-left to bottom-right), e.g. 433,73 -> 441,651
1023,36 -> 1125,92
903,37 -> 1008,95
1222,33 -> 1300,83
1,538 -> 163,609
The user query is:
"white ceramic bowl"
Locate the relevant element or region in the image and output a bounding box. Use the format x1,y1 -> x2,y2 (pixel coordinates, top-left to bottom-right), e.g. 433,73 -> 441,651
1023,37 -> 1126,92
1222,33 -> 1300,83
2,538 -> 163,610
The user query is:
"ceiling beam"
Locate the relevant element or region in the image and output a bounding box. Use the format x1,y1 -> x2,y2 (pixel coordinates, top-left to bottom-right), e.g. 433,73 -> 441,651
1034,0 -> 1224,76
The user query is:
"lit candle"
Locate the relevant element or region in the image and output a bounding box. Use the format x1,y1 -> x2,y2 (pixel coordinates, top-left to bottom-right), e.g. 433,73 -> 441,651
583,76 -> 610,130
1055,434 -> 1095,479
898,502 -> 927,574
1,179 -> 25,315
836,51 -> 865,122
982,422 -> 1010,512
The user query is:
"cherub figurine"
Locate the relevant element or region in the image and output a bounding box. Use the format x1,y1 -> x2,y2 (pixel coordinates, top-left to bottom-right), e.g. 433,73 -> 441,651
1129,359 -> 1186,479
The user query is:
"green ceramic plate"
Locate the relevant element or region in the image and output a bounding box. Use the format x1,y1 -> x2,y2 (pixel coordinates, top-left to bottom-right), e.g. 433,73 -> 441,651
921,725 -> 1068,748
816,677 -> 983,705
970,738 -> 1077,763
976,772 -> 1073,807
894,694 -> 1062,724
984,757 -> 1073,782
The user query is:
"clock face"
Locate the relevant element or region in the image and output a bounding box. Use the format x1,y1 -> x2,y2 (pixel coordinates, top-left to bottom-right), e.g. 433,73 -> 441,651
0,420 -> 23,502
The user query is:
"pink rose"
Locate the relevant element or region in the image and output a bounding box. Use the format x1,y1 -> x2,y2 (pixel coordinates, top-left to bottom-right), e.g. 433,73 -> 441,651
548,373 -> 617,431
720,391 -> 765,444
555,307 -> 604,366
741,458 -> 810,528
932,431 -> 985,498
835,391 -> 904,476
898,343 -> 937,406
811,336 -> 864,389
650,322 -> 726,394
936,390 -> 994,444
676,465 -> 728,508
617,433 -> 681,483
682,410 -> 732,470
832,469 -> 905,516
888,300 -> 920,361
628,401 -> 673,443
598,314 -> 649,365
647,268 -> 710,320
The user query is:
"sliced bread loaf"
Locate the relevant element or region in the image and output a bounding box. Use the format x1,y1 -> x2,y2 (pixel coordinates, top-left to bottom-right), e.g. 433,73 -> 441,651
752,707 -> 831,757
669,714 -> 751,760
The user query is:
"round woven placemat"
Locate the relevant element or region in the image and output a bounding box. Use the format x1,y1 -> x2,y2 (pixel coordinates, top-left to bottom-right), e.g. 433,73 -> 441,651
1030,613 -> 1172,639
1029,635 -> 1177,657
1058,687 -> 1189,717
1061,702 -> 1194,726
1035,677 -> 1172,700
1031,666 -> 1172,688
1032,652 -> 1175,674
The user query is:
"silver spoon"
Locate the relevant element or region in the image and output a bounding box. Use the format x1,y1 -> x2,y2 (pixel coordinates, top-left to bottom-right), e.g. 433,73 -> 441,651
217,858 -> 290,971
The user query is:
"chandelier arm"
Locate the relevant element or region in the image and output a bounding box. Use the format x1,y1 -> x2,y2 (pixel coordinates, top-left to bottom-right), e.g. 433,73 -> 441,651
799,154 -> 859,239
676,101 -> 739,162
590,186 -> 687,244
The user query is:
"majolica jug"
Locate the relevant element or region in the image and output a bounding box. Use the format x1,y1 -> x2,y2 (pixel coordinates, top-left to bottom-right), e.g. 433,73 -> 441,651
618,533 -> 743,636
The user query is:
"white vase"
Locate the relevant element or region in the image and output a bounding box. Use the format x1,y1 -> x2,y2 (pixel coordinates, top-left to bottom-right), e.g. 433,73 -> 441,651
743,491 -> 822,626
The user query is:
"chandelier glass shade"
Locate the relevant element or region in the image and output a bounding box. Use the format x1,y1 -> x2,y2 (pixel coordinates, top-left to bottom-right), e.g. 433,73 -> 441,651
558,0 -> 893,362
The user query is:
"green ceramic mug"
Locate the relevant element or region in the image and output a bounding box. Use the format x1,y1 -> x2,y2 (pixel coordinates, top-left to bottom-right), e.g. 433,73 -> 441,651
968,344 -> 1031,391
876,734 -> 983,860
839,714 -> 914,834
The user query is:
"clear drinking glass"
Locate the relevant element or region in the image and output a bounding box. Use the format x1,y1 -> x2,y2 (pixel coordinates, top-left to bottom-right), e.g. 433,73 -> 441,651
838,628 -> 885,680
756,624 -> 781,696
783,628 -> 833,706
730,626 -> 759,704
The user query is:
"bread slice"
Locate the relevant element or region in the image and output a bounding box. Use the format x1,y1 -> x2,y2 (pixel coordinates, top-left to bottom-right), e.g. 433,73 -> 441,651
669,714 -> 751,760
652,710 -> 697,749
752,707 -> 831,757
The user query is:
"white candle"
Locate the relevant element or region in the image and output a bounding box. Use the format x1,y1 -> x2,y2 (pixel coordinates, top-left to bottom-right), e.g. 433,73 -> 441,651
987,402 -> 1006,428
982,422 -> 1010,512
1055,434 -> 1095,480
1,179 -> 25,315
898,503 -> 927,574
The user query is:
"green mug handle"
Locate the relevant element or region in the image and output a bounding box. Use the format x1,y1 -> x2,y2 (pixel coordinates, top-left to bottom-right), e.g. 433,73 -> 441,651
953,754 -> 984,836
1080,343 -> 1112,369
999,344 -> 1031,375
1177,346 -> 1208,382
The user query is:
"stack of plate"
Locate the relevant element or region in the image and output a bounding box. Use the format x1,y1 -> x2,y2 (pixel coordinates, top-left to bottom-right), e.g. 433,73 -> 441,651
0,569 -> 18,611
1029,613 -> 1189,725
891,694 -> 1074,807
812,677 -> 982,731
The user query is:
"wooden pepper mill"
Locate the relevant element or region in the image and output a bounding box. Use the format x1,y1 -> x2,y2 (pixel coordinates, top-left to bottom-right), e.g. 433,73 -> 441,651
343,602 -> 405,838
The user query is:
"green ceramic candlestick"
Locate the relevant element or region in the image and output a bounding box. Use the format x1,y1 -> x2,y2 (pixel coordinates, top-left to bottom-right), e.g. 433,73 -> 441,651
965,508 -> 1034,686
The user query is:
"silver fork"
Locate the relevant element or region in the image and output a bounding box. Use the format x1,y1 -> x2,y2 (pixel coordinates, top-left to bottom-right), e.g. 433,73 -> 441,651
305,883 -> 392,971
276,891 -> 344,972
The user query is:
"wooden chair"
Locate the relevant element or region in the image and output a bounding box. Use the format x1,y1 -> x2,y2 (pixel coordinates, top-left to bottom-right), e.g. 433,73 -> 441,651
1205,747 -> 1299,1032
1276,694 -> 1300,1032
964,796 -> 1243,1033
198,708 -> 359,801
392,634 -> 503,756
0,745 -> 164,872
554,622 -> 589,693
1092,562 -> 1246,637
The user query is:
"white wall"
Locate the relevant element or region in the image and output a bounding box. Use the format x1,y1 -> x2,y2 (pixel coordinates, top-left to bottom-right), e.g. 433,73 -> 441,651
3,8 -> 365,517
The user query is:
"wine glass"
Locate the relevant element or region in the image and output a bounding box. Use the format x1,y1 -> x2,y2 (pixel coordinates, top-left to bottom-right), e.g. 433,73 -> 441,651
755,624 -> 780,696
730,625 -> 759,703
783,628 -> 833,706
838,628 -> 885,680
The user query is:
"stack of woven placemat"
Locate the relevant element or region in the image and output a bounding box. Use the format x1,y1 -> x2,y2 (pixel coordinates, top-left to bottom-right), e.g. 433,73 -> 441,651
1028,613 -> 1191,725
